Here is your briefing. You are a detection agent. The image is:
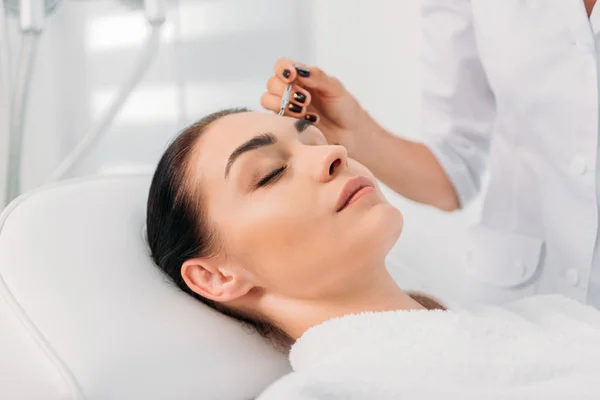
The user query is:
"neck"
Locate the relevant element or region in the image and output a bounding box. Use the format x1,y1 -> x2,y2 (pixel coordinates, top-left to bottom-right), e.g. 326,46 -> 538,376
261,266 -> 426,340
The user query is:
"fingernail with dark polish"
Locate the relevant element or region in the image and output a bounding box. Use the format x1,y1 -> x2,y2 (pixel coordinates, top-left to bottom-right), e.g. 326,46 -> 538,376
282,69 -> 291,79
293,92 -> 306,103
288,103 -> 303,113
294,65 -> 310,77
305,114 -> 318,123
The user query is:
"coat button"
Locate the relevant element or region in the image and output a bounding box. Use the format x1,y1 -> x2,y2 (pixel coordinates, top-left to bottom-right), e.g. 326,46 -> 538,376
565,268 -> 580,286
570,156 -> 587,175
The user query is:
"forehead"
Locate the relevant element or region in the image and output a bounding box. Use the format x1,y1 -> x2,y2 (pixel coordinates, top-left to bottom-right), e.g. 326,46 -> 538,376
201,111 -> 288,156
189,112 -> 293,181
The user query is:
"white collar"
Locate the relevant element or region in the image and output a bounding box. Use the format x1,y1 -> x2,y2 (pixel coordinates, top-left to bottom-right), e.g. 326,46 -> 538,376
288,309 -> 452,371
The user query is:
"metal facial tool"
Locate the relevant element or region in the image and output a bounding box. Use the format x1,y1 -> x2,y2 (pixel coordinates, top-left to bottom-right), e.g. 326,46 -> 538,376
278,83 -> 293,116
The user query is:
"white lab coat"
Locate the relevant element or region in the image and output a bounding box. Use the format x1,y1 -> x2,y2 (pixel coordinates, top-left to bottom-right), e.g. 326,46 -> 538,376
422,0 -> 600,306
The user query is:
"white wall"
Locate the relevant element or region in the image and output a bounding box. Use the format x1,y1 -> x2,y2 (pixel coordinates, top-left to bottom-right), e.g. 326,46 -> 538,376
311,0 -> 484,300
0,0 -> 311,196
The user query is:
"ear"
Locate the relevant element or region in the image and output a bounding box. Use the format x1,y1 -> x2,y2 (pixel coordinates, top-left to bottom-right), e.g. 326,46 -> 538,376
181,257 -> 254,302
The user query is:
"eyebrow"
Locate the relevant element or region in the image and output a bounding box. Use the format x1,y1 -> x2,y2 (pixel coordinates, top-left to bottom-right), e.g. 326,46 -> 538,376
224,119 -> 314,178
294,118 -> 312,134
225,133 -> 276,178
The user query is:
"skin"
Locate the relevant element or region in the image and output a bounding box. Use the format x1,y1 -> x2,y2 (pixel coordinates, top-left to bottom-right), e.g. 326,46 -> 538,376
181,112 -> 425,340
261,0 -> 596,212
585,0 -> 597,17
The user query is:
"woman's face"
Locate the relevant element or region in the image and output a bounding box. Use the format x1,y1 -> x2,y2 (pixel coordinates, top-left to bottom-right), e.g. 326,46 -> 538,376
190,111 -> 403,300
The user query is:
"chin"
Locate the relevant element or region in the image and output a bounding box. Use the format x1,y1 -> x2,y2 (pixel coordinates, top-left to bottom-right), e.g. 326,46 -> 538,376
378,203 -> 404,242
358,203 -> 404,254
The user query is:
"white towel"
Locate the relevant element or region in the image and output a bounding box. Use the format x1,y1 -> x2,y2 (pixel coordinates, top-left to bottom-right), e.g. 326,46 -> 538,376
257,295 -> 600,399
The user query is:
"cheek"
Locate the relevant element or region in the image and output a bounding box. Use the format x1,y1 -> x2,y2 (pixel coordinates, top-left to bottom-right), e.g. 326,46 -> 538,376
220,191 -> 327,277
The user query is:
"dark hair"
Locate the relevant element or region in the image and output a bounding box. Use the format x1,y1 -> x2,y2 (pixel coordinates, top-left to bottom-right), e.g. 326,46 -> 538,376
146,108 -> 294,352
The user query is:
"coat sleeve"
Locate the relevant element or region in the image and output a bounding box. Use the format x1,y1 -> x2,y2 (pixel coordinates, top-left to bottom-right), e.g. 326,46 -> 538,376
420,0 -> 496,208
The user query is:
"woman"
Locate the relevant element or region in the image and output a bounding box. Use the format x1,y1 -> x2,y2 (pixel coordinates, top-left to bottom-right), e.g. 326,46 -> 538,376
147,107 -> 439,350
147,108 -> 600,398
260,0 -> 600,308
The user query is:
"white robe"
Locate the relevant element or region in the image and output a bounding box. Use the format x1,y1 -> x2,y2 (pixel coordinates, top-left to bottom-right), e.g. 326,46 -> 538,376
257,295 -> 600,399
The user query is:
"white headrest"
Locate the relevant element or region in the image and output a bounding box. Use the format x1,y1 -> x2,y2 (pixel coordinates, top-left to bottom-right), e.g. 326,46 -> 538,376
0,176 -> 290,399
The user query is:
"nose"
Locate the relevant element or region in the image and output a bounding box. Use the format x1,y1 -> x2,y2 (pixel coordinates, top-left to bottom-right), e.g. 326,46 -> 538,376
317,145 -> 347,183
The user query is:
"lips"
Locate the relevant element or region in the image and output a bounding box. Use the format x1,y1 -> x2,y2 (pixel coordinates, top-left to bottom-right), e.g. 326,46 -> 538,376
336,176 -> 375,212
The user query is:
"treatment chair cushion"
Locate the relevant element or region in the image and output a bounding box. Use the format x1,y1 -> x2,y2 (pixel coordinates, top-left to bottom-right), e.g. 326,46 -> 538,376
0,175 -> 290,400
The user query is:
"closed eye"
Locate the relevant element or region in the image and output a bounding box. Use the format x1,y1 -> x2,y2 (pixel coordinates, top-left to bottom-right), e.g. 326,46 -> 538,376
257,165 -> 287,188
